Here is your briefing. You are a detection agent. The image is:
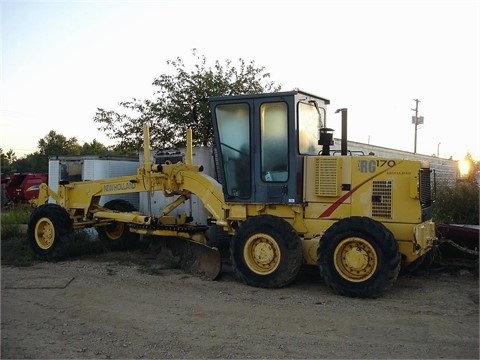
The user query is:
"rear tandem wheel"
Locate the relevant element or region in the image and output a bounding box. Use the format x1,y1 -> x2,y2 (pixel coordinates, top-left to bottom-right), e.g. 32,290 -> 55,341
96,199 -> 141,251
230,215 -> 303,288
318,216 -> 401,298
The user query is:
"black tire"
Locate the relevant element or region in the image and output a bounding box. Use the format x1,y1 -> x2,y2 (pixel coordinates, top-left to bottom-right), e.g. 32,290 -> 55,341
318,216 -> 401,298
231,215 -> 303,288
96,199 -> 140,251
206,225 -> 232,259
27,203 -> 73,261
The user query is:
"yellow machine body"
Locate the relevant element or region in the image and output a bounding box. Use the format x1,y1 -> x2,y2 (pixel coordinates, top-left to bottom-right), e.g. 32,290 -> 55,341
29,90 -> 437,298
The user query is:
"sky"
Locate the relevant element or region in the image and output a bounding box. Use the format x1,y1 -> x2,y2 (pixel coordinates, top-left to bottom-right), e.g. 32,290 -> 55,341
1,0 -> 479,161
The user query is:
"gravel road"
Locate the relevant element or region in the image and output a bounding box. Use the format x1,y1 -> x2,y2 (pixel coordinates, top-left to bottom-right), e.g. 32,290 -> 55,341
1,250 -> 478,359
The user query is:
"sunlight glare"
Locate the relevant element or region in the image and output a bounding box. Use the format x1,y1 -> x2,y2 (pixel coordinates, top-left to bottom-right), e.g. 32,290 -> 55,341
458,160 -> 470,177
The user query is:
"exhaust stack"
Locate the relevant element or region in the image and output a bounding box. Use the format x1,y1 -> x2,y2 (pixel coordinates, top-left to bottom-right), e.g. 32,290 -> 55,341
335,108 -> 348,156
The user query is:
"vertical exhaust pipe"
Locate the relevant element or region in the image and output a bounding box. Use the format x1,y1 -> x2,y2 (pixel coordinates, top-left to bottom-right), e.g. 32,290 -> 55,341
186,128 -> 193,165
336,108 -> 348,156
143,122 -> 152,172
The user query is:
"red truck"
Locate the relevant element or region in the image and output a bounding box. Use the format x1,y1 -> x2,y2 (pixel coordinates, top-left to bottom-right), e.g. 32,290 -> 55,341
4,173 -> 48,204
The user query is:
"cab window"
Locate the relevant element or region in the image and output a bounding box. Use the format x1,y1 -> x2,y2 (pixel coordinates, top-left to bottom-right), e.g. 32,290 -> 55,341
260,102 -> 288,182
215,103 -> 251,198
298,101 -> 324,155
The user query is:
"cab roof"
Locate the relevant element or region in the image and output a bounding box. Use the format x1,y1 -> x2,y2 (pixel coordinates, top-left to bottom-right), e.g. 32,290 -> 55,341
208,89 -> 330,105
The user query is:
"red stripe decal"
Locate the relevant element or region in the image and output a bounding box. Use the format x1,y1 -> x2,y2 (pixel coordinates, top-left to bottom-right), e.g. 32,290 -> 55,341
318,165 -> 395,218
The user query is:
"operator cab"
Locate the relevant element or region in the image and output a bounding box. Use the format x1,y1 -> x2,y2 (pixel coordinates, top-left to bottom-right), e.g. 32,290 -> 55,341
209,90 -> 330,204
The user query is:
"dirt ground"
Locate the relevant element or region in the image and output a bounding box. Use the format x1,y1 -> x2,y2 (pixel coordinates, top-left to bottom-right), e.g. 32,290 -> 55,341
1,249 -> 478,360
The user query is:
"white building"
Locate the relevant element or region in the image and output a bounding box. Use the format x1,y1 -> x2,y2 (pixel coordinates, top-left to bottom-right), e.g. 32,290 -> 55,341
332,139 -> 458,186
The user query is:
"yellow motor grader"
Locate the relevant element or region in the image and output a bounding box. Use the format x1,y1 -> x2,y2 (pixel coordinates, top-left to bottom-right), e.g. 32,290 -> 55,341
28,90 -> 437,298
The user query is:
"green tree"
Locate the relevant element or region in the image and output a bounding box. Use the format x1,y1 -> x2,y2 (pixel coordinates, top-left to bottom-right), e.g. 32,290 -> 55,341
0,148 -> 17,175
80,139 -> 109,155
7,132 -> 114,174
12,152 -> 46,173
38,131 -> 81,157
94,49 -> 281,152
433,180 -> 479,225
433,154 -> 479,225
23,131 -> 81,173
7,131 -> 83,173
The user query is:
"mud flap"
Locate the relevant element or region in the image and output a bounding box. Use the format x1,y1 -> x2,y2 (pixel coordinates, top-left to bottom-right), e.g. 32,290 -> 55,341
147,237 -> 222,280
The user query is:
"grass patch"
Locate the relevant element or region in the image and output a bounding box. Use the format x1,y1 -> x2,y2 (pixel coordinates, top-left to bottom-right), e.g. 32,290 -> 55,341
1,205 -> 35,266
1,208 -> 192,273
1,204 -> 32,224
0,206 -> 111,265
0,229 -> 109,267
1,205 -> 33,239
1,234 -> 37,266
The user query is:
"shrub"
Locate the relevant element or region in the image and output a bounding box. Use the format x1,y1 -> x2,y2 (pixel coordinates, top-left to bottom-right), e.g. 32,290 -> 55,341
433,180 -> 479,225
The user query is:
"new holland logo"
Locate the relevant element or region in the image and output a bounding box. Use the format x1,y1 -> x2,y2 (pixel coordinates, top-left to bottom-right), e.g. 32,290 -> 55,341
104,182 -> 136,192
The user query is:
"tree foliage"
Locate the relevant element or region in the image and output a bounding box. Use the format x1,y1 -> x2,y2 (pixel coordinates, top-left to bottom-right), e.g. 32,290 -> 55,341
1,148 -> 17,175
94,49 -> 282,152
18,131 -> 82,173
12,152 -> 46,173
37,131 -> 81,157
433,180 -> 479,225
80,139 -> 110,155
2,133 -> 118,175
433,155 -> 479,225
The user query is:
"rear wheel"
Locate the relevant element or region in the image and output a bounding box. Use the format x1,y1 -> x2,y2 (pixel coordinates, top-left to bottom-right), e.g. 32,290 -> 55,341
96,199 -> 140,251
231,215 -> 303,288
27,203 -> 73,261
318,216 -> 401,298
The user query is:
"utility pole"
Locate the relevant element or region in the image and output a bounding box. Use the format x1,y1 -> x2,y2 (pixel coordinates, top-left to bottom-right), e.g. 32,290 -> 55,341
411,99 -> 424,154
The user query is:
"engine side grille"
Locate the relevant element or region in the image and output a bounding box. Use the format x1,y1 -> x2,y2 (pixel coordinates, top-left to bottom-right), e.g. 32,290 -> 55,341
372,180 -> 392,219
419,168 -> 433,208
315,158 -> 340,196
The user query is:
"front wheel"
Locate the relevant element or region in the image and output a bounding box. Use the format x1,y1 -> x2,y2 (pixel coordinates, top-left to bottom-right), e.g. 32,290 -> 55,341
96,199 -> 140,251
231,215 -> 303,288
27,203 -> 73,261
318,217 -> 401,298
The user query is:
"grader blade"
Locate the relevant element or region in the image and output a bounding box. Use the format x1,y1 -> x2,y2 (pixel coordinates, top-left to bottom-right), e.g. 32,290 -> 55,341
163,237 -> 222,280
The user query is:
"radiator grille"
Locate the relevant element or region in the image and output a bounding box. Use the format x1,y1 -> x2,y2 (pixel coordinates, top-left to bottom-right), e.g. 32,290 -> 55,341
372,180 -> 392,218
315,158 -> 340,196
419,168 -> 433,208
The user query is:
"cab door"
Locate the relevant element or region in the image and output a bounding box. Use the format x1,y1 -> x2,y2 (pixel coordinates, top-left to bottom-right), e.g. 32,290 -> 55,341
253,98 -> 298,204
